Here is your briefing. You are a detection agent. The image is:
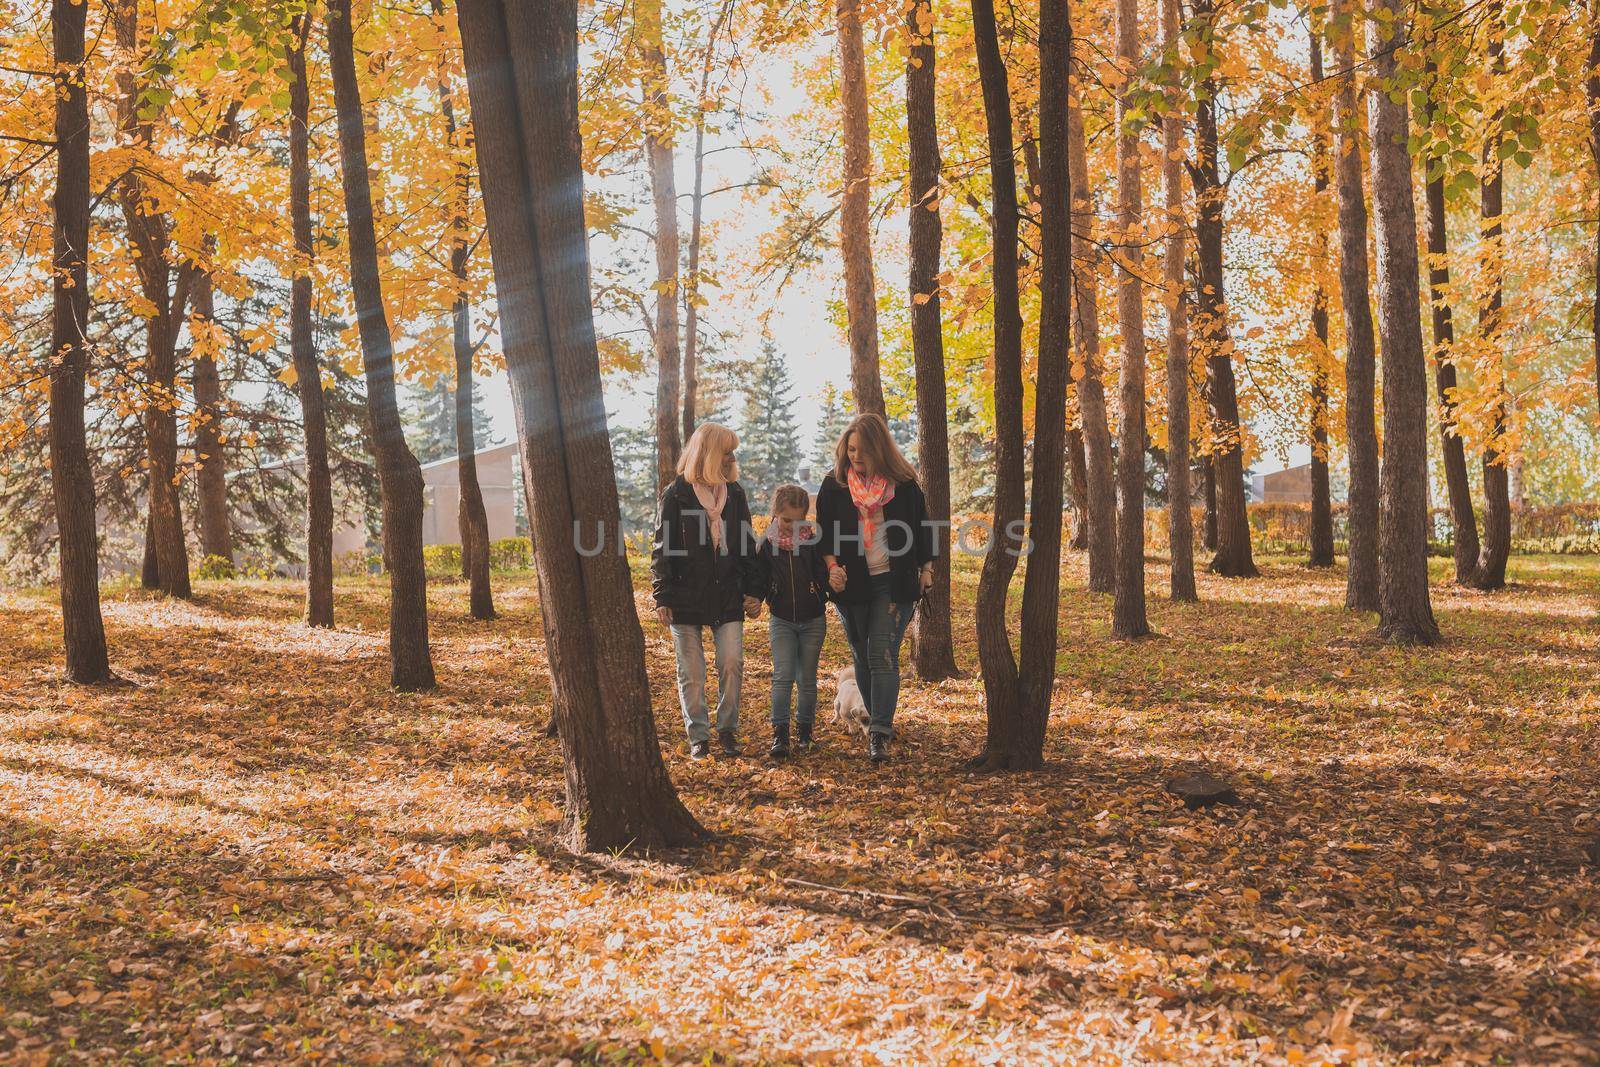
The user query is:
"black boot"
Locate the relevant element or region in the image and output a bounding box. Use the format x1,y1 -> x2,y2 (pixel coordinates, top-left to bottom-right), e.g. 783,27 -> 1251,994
868,732 -> 889,763
768,722 -> 791,759
717,730 -> 741,757
795,721 -> 814,752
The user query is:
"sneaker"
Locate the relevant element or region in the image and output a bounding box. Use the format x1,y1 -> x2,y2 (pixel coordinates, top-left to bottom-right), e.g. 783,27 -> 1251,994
690,740 -> 711,760
795,721 -> 814,752
768,722 -> 791,759
868,732 -> 889,763
717,730 -> 741,757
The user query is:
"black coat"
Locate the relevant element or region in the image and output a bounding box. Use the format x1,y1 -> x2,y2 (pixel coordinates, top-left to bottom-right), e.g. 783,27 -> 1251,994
757,534 -> 830,623
650,476 -> 762,627
814,473 -> 935,605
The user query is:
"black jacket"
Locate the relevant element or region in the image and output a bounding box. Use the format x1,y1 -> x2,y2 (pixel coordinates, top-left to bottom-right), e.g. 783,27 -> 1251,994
757,534 -> 829,623
650,476 -> 762,627
815,473 -> 935,605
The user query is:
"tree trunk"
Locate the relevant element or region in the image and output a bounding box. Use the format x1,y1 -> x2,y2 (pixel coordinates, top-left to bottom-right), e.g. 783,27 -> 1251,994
1421,62 -> 1481,585
1307,26 -> 1335,569
1201,453 -> 1217,550
905,0 -> 960,681
432,0 -> 495,620
288,9 -> 336,629
1067,89 -> 1117,593
837,0 -> 885,417
1367,7 -> 1440,644
1067,427 -> 1090,550
1329,0 -> 1380,611
141,511 -> 160,589
49,0 -> 111,683
968,0 -> 1036,771
455,0 -> 705,851
1590,0 -> 1600,416
637,0 -> 684,490
1111,0 -> 1149,636
681,4 -> 732,442
1162,0 -> 1196,600
189,268 -> 234,564
1188,0 -> 1256,579
328,0 -> 436,688
116,0 -> 191,599
1474,0 -> 1511,591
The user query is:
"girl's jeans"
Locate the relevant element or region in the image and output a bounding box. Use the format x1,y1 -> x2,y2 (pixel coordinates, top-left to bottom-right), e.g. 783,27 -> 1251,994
769,614 -> 826,727
835,573 -> 915,737
670,621 -> 742,744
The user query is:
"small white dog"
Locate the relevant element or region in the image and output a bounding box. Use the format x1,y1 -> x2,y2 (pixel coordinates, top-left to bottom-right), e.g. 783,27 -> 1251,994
831,666 -> 871,739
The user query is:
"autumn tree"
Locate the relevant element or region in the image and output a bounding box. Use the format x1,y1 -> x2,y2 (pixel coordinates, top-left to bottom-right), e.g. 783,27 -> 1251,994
1161,0 -> 1196,600
837,0 -> 884,418
905,0 -> 960,681
1306,25 -> 1335,569
968,0 -> 1069,771
1367,6 -> 1440,644
327,0 -> 436,689
455,0 -> 703,850
1328,0 -> 1380,611
1186,0 -> 1256,578
636,0 -> 684,490
1474,0 -> 1512,591
48,0 -> 111,683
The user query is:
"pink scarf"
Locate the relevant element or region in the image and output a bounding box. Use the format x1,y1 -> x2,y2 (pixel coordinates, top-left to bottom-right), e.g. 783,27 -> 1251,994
767,519 -> 815,553
846,468 -> 895,552
691,481 -> 727,550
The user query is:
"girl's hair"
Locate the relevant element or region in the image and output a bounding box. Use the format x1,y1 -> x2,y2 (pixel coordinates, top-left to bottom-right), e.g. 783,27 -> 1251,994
770,483 -> 810,519
678,422 -> 739,485
833,412 -> 917,484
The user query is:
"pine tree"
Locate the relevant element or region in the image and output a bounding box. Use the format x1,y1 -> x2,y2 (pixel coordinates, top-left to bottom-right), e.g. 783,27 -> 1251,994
405,374 -> 497,464
738,339 -> 802,509
813,381 -> 852,474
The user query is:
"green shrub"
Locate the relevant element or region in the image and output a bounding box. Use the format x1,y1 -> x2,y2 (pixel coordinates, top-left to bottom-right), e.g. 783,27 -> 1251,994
488,537 -> 532,571
195,554 -> 236,581
423,543 -> 463,577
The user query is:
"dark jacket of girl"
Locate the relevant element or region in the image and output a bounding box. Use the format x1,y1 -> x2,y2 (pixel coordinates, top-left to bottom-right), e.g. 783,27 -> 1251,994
650,475 -> 762,627
814,473 -> 935,606
757,531 -> 830,623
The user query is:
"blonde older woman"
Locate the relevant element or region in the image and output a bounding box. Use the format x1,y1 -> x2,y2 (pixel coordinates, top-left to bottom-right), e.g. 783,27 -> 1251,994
649,423 -> 763,758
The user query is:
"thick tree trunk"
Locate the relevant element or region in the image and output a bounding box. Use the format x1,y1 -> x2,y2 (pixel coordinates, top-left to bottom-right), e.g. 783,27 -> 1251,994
1307,27 -> 1335,569
1367,8 -> 1440,644
288,10 -> 335,628
905,0 -> 960,681
328,0 -> 436,688
1475,1 -> 1511,591
1188,0 -> 1256,579
1162,0 -> 1196,600
1329,0 -> 1380,611
49,0 -> 111,683
1421,64 -> 1481,585
1111,0 -> 1148,636
189,269 -> 234,564
116,0 -> 191,599
968,0 -> 1034,770
1067,90 -> 1117,592
637,0 -> 684,490
141,511 -> 160,589
837,0 -> 885,417
455,0 -> 704,851
432,0 -> 495,620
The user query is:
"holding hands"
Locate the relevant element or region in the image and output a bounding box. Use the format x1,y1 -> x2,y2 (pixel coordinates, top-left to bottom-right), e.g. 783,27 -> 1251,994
828,563 -> 847,593
743,596 -> 762,619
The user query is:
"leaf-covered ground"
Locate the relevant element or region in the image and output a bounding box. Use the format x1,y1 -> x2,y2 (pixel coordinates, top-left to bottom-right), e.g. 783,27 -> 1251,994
1,554 -> 1597,1064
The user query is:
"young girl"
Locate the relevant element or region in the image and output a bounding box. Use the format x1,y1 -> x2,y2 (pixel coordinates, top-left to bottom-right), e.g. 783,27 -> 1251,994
650,423 -> 763,759
757,485 -> 840,758
815,413 -> 934,763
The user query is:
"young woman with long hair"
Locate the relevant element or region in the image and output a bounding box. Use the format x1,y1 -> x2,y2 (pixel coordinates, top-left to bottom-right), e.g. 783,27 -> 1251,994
650,423 -> 763,758
814,413 -> 934,762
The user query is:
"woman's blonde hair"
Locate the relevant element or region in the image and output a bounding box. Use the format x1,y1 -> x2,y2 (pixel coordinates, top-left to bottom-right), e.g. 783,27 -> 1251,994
770,483 -> 810,519
833,412 -> 917,484
678,422 -> 739,485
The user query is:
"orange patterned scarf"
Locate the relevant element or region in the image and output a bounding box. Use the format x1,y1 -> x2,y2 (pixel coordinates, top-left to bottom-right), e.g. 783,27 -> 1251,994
846,468 -> 895,552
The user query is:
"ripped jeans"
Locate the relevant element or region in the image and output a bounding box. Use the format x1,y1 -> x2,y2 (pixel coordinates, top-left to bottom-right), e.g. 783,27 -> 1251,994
834,572 -> 916,737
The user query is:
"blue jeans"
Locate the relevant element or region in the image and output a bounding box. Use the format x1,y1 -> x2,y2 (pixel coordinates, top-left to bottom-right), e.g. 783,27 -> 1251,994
670,621 -> 742,744
769,614 -> 826,727
835,573 -> 915,737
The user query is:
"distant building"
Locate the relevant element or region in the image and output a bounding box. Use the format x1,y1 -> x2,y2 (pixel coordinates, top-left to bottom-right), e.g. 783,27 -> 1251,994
419,441 -> 522,546
1257,463 -> 1314,505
